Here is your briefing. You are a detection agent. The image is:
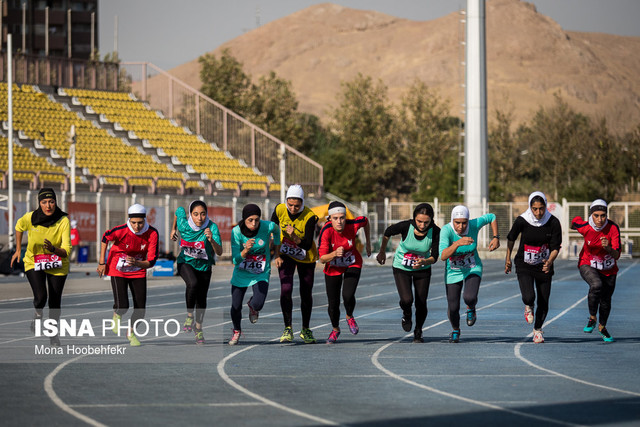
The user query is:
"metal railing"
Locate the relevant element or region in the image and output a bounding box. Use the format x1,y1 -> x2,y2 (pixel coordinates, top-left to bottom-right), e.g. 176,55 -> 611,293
120,62 -> 324,198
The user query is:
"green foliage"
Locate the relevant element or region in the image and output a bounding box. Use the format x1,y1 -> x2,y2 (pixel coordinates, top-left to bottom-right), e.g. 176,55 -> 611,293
199,49 -> 252,114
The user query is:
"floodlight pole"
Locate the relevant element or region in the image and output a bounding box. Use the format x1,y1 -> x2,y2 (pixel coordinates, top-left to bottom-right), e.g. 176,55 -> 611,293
8,34 -> 14,250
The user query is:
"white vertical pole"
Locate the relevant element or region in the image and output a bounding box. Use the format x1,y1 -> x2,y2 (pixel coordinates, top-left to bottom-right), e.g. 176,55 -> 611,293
67,9 -> 71,58
96,192 -> 101,262
90,12 -> 95,59
8,33 -> 14,250
21,3 -> 25,52
279,144 -> 286,203
164,194 -> 170,253
113,15 -> 118,57
69,124 -> 76,201
45,7 -> 49,56
464,0 -> 488,218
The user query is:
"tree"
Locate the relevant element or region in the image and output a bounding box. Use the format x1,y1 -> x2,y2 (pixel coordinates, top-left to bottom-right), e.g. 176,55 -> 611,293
395,80 -> 460,202
199,48 -> 252,113
328,74 -> 408,201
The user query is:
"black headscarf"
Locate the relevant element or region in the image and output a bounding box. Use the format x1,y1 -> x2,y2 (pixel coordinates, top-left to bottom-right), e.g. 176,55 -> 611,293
412,203 -> 434,231
239,204 -> 262,238
31,188 -> 67,227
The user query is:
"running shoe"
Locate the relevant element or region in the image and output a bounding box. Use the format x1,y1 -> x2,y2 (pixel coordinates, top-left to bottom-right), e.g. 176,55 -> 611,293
413,329 -> 424,343
326,329 -> 340,344
49,335 -> 61,347
347,317 -> 359,335
195,329 -> 205,345
466,309 -> 477,327
280,326 -> 294,343
583,318 -> 597,333
112,313 -> 121,335
183,315 -> 194,333
599,326 -> 614,343
524,306 -> 534,324
449,330 -> 460,343
299,328 -> 317,344
401,316 -> 412,332
127,332 -> 141,347
533,330 -> 544,344
247,302 -> 259,324
228,329 -> 241,346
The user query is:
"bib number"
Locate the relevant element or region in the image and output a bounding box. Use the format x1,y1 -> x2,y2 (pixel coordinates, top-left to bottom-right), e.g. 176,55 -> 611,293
524,244 -> 550,265
280,238 -> 306,260
34,254 -> 62,271
590,255 -> 615,271
239,254 -> 266,274
116,255 -> 142,273
449,253 -> 476,270
331,251 -> 355,267
181,239 -> 208,260
401,253 -> 422,268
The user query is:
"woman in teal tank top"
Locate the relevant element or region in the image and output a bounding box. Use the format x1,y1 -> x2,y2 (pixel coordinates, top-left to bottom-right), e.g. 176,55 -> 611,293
376,203 -> 440,343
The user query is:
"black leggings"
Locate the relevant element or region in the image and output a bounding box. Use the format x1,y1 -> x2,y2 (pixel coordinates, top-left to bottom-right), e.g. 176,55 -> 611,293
278,256 -> 315,328
178,263 -> 212,324
579,265 -> 617,326
111,276 -> 147,325
25,270 -> 67,320
446,274 -> 481,330
392,267 -> 431,331
230,281 -> 269,331
517,271 -> 552,330
325,267 -> 361,329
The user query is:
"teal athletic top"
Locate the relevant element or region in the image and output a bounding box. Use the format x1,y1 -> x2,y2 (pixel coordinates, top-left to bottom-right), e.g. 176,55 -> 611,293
231,220 -> 281,288
175,206 -> 222,272
387,221 -> 440,272
439,213 -> 496,283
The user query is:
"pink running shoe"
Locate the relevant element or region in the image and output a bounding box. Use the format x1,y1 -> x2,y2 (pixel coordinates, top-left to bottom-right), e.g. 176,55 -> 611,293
326,329 -> 340,344
347,317 -> 359,335
524,306 -> 534,324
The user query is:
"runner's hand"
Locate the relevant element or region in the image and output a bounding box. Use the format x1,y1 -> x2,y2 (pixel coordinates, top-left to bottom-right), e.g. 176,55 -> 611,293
204,228 -> 213,241
365,242 -> 372,257
10,250 -> 20,268
505,259 -> 512,274
170,230 -> 178,241
335,246 -> 344,257
376,251 -> 386,265
43,239 -> 55,252
457,237 -> 474,247
488,237 -> 500,251
244,239 -> 255,251
97,264 -> 105,278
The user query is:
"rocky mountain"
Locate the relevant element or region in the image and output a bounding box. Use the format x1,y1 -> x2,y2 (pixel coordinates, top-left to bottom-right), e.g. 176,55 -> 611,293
163,0 -> 640,134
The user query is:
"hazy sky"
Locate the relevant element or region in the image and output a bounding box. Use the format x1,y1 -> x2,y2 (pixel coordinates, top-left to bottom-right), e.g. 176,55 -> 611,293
98,0 -> 640,71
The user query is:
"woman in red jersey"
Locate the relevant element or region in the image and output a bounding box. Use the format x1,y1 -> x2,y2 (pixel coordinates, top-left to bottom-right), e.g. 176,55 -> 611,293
318,201 -> 371,344
571,199 -> 621,343
97,204 -> 159,346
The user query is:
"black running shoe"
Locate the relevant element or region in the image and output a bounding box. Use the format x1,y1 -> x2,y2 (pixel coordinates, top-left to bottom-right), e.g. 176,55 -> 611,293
413,329 -> 424,343
449,330 -> 460,343
401,316 -> 412,332
466,309 -> 476,327
50,335 -> 61,347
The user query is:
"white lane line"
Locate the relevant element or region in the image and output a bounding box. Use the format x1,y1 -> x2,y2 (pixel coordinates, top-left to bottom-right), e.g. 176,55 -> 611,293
514,261 -> 640,397
44,354 -> 106,427
70,402 -> 266,408
217,345 -> 338,426
370,275 -> 585,427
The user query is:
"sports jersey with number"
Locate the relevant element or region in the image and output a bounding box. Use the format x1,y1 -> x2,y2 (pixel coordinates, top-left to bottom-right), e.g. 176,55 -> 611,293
572,216 -> 621,276
231,220 -> 281,287
102,224 -> 159,278
318,216 -> 368,276
506,215 -> 562,274
439,214 -> 495,283
272,203 -> 318,263
175,206 -> 222,271
15,212 -> 72,275
384,220 -> 440,272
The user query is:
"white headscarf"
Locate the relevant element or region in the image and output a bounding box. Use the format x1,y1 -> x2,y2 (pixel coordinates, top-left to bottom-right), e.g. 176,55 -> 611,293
521,191 -> 552,227
588,199 -> 609,232
450,205 -> 470,236
187,200 -> 211,231
127,204 -> 150,236
286,184 -> 305,211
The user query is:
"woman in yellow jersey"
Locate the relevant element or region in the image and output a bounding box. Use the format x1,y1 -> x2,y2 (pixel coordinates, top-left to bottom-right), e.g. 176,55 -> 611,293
270,185 -> 319,343
11,188 -> 71,346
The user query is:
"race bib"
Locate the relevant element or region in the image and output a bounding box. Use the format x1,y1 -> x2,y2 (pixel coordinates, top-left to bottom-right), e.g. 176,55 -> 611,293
524,244 -> 550,265
331,251 -> 356,267
449,253 -> 476,270
181,239 -> 208,260
239,254 -> 266,274
116,255 -> 142,273
280,238 -> 306,260
589,255 -> 615,271
34,254 -> 62,271
401,253 -> 422,268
